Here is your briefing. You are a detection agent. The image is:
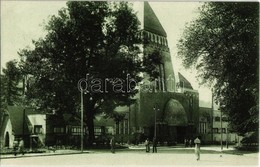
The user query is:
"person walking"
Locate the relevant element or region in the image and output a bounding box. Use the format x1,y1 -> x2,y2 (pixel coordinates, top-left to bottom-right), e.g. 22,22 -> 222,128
152,137 -> 157,153
110,136 -> 115,153
18,138 -> 25,155
194,137 -> 201,161
184,139 -> 187,148
13,140 -> 19,156
145,138 -> 150,153
189,139 -> 192,147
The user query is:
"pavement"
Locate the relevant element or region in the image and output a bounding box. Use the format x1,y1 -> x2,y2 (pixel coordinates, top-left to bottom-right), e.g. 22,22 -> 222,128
0,149 -> 91,159
0,145 -> 258,159
1,148 -> 258,167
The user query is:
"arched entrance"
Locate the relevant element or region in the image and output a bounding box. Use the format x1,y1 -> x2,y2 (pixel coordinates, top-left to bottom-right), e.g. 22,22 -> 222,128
163,99 -> 188,144
5,132 -> 10,148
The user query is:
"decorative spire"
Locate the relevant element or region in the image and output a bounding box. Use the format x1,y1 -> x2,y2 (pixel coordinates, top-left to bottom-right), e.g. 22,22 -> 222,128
144,1 -> 167,37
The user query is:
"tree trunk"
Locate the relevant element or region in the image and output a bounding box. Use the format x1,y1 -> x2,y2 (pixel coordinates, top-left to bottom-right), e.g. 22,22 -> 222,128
85,96 -> 96,146
86,112 -> 95,146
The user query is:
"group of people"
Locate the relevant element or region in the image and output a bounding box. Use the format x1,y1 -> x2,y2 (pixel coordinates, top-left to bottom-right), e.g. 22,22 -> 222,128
184,138 -> 193,147
13,138 -> 25,156
144,137 -> 157,153
110,136 -> 158,154
111,136 -> 201,161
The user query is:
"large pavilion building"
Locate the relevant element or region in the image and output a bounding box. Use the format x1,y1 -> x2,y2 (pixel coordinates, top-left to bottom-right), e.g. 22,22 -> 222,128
111,2 -> 200,144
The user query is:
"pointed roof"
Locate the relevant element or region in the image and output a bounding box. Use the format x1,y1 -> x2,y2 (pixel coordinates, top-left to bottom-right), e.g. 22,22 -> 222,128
7,106 -> 43,136
178,72 -> 193,90
144,2 -> 167,37
7,106 -> 31,135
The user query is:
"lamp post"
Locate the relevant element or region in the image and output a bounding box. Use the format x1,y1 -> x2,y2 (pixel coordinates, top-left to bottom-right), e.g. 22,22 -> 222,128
220,108 -> 223,151
211,88 -> 214,144
80,90 -> 84,153
153,107 -> 159,139
153,107 -> 156,138
226,126 -> 228,149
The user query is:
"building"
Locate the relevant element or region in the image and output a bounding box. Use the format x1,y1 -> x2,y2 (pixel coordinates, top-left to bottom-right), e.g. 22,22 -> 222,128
1,106 -> 46,149
0,111 -> 15,148
46,113 -> 87,147
199,107 -> 239,144
107,2 -> 200,145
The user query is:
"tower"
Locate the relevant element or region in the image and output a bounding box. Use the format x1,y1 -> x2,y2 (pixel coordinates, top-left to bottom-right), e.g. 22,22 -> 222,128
134,2 -> 176,92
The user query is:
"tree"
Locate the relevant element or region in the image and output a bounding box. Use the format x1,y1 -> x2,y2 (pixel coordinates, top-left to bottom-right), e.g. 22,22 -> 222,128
177,2 -> 259,135
19,1 -> 145,145
2,60 -> 23,106
0,74 -> 7,131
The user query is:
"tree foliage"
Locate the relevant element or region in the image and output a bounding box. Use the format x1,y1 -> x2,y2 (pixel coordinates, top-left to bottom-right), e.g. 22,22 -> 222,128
1,60 -> 23,129
177,2 -> 259,135
2,60 -> 23,106
19,1 -> 145,144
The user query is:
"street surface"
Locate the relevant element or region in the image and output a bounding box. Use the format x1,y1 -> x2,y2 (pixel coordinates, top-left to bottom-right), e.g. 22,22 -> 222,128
1,147 -> 258,167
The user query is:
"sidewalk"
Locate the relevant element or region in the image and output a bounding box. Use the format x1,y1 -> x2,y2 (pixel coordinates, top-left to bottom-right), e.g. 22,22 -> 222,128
1,145 -> 258,159
0,149 -> 91,159
128,144 -> 258,156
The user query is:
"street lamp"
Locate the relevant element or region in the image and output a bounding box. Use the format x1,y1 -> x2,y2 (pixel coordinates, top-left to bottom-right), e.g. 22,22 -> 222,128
80,90 -> 86,153
80,90 -> 83,153
153,107 -> 159,139
220,107 -> 223,151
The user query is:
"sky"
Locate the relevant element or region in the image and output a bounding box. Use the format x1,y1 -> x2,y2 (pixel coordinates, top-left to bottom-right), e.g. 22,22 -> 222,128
1,1 -> 213,107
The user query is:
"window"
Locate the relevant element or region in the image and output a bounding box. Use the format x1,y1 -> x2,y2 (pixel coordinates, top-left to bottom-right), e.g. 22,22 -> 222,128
222,117 -> 228,122
213,128 -> 218,133
124,120 -> 129,134
34,125 -> 43,134
71,126 -> 85,135
94,127 -> 101,135
199,122 -> 207,134
215,116 -> 220,122
54,127 -> 64,133
222,128 -> 226,133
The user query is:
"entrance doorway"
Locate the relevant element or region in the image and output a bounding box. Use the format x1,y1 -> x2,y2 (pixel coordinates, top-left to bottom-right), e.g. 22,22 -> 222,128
176,126 -> 187,143
5,132 -> 10,148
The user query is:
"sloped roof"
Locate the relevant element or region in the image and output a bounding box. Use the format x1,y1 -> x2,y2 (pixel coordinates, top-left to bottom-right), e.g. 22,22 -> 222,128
114,106 -> 129,113
144,2 -> 167,37
7,106 -> 40,135
94,116 -> 115,127
178,72 -> 193,90
8,106 -> 27,135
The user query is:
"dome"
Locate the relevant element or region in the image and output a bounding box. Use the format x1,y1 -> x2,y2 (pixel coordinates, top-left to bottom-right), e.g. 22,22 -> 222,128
164,99 -> 188,126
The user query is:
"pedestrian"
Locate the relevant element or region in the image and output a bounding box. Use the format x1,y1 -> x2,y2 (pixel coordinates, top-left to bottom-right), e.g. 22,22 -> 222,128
145,138 -> 150,153
189,139 -> 192,147
194,137 -> 201,161
110,136 -> 115,153
19,138 -> 25,155
13,140 -> 19,156
184,139 -> 187,148
152,137 -> 157,153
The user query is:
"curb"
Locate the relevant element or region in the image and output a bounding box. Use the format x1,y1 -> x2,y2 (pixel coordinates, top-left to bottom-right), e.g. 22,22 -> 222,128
0,151 -> 92,160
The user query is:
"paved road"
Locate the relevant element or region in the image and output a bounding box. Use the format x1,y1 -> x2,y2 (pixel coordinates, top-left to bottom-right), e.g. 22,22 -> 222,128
1,151 -> 258,167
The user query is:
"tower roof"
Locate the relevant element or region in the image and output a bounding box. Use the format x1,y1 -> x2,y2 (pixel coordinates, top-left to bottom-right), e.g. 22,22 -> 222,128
178,72 -> 193,90
144,2 -> 167,37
